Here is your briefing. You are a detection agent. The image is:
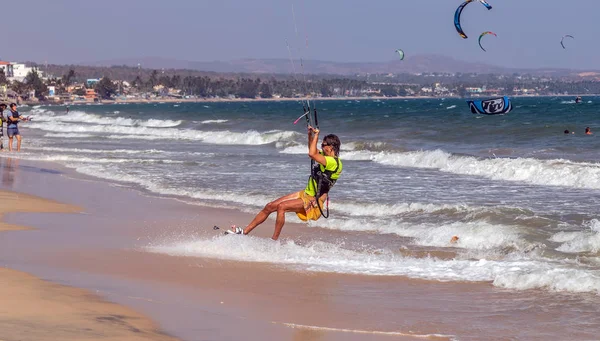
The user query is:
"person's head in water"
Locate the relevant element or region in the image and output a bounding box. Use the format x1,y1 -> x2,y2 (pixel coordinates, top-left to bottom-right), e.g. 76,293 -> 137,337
321,134 -> 341,157
564,130 -> 570,134
586,127 -> 592,135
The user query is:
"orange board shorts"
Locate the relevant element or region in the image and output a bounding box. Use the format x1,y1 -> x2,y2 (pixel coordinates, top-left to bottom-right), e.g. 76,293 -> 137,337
295,190 -> 325,222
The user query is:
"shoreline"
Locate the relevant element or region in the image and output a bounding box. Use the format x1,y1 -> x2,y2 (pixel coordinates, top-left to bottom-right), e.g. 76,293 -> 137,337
0,189 -> 179,341
0,159 -> 440,341
1,156 -> 600,340
33,93 -> 593,106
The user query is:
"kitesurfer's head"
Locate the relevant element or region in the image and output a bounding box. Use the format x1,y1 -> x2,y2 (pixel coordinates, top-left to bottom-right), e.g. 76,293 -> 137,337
321,134 -> 341,157
586,127 -> 592,135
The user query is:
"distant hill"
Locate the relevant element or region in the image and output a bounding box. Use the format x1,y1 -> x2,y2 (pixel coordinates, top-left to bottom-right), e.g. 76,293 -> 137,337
82,54 -> 588,77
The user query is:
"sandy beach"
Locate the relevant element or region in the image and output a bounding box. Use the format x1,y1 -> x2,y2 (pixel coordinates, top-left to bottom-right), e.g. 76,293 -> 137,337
0,189 -> 178,341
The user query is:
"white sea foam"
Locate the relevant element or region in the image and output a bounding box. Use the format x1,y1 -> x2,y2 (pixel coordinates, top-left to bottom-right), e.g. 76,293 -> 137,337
44,133 -> 94,138
446,105 -> 457,109
371,149 -> 600,189
279,142 -> 382,160
331,201 -> 474,217
341,150 -> 381,161
30,146 -> 164,155
28,121 -> 299,145
315,218 -> 523,250
493,266 -> 600,293
30,110 -> 182,128
148,236 -> 600,294
343,141 -> 389,151
200,119 -> 228,124
15,154 -> 184,165
552,220 -> 600,253
278,145 -> 306,154
55,163 -> 273,210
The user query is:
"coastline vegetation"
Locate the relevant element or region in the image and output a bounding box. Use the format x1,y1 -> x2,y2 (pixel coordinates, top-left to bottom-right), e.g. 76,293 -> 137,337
3,63 -> 600,103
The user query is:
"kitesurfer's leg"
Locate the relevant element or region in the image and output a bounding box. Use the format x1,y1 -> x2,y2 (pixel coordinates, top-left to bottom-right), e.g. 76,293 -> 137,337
240,192 -> 299,235
15,134 -> 21,152
271,198 -> 305,240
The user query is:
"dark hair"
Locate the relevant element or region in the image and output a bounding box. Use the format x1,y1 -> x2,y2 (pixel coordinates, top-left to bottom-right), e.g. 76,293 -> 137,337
564,130 -> 570,134
586,127 -> 591,131
0,103 -> 6,108
323,134 -> 341,157
9,103 -> 16,108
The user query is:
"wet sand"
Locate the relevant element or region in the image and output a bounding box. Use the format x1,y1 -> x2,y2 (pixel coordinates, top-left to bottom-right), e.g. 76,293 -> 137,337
1,158 -> 599,340
0,190 -> 177,341
0,268 -> 179,341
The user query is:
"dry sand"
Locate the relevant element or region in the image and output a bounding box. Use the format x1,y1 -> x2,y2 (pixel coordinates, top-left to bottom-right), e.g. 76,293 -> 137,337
0,190 -> 178,341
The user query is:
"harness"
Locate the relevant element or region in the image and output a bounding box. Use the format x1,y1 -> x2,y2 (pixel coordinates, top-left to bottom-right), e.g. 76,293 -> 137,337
7,112 -> 19,128
311,157 -> 339,198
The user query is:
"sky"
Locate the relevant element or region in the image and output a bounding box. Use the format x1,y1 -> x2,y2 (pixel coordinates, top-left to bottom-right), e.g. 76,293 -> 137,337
5,0 -> 600,70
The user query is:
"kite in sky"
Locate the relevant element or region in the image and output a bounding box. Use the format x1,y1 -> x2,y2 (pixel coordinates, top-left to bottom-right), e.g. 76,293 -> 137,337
395,49 -> 405,60
478,31 -> 497,52
454,0 -> 493,39
560,35 -> 574,49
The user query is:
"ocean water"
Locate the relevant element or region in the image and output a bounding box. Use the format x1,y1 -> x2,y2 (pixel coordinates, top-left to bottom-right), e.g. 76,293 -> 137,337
8,97 -> 600,296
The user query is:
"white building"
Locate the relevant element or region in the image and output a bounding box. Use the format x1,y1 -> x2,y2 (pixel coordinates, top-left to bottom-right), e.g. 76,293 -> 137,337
11,62 -> 43,82
0,61 -> 44,82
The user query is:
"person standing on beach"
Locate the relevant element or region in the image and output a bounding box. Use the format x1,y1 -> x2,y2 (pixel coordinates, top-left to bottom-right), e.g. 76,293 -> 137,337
0,103 -> 6,150
227,126 -> 342,240
6,103 -> 26,152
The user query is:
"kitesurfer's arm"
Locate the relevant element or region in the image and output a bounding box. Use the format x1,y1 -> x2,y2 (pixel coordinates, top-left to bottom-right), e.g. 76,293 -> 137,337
7,112 -> 24,122
8,113 -> 27,122
307,125 -> 327,166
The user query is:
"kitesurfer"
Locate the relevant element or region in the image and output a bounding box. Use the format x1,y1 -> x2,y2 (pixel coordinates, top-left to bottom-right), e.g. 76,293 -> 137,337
585,127 -> 592,135
227,126 -> 342,240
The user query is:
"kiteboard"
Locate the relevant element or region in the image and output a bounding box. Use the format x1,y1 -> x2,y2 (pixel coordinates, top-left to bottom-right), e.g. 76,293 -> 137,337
213,225 -> 244,235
